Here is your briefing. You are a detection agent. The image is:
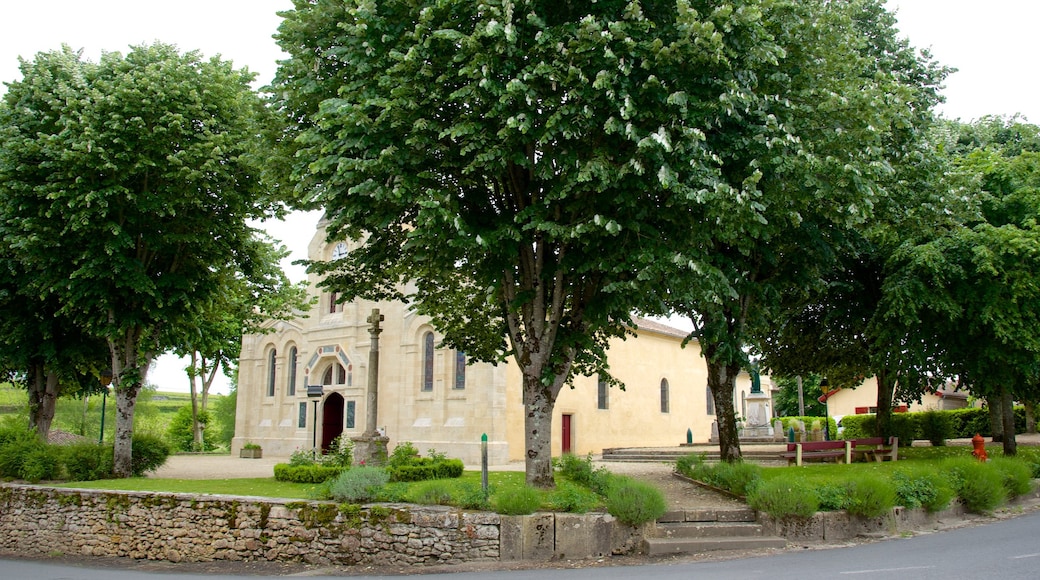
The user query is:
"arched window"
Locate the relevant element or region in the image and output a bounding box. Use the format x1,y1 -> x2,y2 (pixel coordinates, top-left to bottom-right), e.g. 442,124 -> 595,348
322,363 -> 347,386
706,386 -> 715,415
421,332 -> 435,392
454,351 -> 466,390
660,379 -> 670,413
287,346 -> 298,396
597,376 -> 609,410
266,348 -> 277,397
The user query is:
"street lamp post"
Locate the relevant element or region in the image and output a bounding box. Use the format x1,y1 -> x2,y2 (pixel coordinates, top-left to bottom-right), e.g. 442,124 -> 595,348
98,370 -> 113,444
307,385 -> 324,460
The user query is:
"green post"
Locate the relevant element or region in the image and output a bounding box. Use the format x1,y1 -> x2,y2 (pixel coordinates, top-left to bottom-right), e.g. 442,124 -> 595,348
481,433 -> 489,496
686,428 -> 693,445
787,426 -> 795,442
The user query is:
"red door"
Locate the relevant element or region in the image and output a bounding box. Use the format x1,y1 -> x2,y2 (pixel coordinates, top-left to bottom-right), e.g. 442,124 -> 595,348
561,414 -> 573,454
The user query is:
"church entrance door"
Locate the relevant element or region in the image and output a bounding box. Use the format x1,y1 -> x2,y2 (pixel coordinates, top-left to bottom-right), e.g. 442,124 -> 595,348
321,393 -> 344,453
561,414 -> 573,454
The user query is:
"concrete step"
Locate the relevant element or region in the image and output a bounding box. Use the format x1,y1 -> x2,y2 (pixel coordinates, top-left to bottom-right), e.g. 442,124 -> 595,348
655,521 -> 767,538
658,507 -> 757,523
645,535 -> 788,555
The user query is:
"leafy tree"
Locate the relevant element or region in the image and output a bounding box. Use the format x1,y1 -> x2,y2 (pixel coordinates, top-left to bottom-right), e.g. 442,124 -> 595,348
883,118 -> 1040,456
0,45 -> 282,476
270,0 -> 946,480
654,0 -> 947,458
0,258 -> 109,439
772,375 -> 826,419
168,238 -> 311,450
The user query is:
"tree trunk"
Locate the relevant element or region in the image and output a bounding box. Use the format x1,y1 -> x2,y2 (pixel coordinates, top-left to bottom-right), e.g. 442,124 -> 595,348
999,387 -> 1017,456
26,364 -> 60,440
523,373 -> 559,489
1025,400 -> 1037,434
706,358 -> 742,462
987,397 -> 1003,442
110,326 -> 150,478
874,370 -> 895,439
190,352 -> 203,451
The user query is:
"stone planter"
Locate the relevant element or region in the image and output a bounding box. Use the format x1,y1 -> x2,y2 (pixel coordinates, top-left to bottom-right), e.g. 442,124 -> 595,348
240,448 -> 262,459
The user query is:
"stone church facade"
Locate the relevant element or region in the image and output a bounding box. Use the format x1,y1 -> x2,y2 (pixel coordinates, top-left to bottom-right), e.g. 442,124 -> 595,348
233,220 -> 757,464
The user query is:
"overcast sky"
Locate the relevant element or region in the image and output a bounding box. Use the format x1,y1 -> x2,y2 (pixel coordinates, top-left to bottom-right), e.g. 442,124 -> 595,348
2,0 -> 1037,393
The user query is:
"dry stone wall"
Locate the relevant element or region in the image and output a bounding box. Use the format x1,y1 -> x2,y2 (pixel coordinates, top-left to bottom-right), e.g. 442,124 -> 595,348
0,485 -> 500,566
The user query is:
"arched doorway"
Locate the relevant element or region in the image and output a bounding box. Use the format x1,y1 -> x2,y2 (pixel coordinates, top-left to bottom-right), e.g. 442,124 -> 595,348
321,392 -> 344,453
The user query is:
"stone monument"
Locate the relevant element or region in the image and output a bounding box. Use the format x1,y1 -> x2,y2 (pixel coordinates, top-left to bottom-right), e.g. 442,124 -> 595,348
352,308 -> 390,465
740,365 -> 774,439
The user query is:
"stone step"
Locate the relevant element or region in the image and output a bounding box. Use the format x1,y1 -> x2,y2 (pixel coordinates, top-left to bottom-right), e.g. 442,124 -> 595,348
658,507 -> 757,523
645,535 -> 788,555
655,521 -> 767,538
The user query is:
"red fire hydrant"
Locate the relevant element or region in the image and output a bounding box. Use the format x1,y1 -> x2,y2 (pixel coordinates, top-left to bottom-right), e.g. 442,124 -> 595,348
971,433 -> 988,462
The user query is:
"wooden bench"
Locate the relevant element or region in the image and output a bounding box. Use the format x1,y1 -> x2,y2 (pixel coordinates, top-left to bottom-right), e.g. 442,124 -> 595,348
780,440 -> 852,466
851,437 -> 899,462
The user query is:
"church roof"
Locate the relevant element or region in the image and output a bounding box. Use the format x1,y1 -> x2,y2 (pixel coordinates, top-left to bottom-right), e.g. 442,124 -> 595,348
631,316 -> 692,340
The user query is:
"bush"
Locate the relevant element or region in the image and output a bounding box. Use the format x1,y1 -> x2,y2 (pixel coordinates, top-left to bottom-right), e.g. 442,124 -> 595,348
274,463 -> 345,483
919,409 -> 952,446
130,434 -> 171,476
322,436 -> 353,468
988,457 -> 1035,499
892,468 -> 954,512
166,405 -> 214,452
604,476 -> 667,526
555,453 -> 611,494
676,453 -> 713,482
493,484 -> 542,515
712,461 -> 762,497
748,477 -> 820,519
62,442 -> 114,481
329,466 -> 390,503
455,482 -> 492,510
385,444 -> 463,482
813,482 -> 850,511
546,481 -> 601,513
407,480 -> 456,505
844,476 -> 897,518
0,428 -> 47,479
943,458 -> 1006,513
18,444 -> 62,483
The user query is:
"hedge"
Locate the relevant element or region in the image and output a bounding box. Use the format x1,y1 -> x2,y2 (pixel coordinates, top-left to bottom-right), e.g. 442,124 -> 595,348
838,406 -> 1028,443
775,416 -> 839,439
387,458 -> 464,482
273,463 -> 345,483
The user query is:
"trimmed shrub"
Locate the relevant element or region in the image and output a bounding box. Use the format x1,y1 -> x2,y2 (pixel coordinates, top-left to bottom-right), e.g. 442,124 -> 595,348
748,477 -> 820,519
493,485 -> 541,515
943,458 -> 1006,513
988,457 -> 1035,499
844,476 -> 897,518
387,458 -> 464,482
329,466 -> 390,503
130,434 -> 171,476
892,468 -> 954,512
18,444 -> 61,483
604,476 -> 667,526
919,409 -> 952,446
62,442 -> 114,481
274,463 -> 345,483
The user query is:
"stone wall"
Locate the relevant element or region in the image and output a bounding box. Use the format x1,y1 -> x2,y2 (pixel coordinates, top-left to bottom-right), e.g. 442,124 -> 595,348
0,484 -> 638,566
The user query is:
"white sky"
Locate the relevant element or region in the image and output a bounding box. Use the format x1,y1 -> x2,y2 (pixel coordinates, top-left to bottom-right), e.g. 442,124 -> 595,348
2,0 -> 1037,393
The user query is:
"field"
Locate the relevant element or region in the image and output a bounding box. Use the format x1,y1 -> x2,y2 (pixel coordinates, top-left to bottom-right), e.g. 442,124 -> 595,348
0,382 -> 226,448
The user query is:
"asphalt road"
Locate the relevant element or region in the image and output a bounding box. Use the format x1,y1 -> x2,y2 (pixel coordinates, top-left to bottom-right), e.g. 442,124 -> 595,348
4,510 -> 1039,580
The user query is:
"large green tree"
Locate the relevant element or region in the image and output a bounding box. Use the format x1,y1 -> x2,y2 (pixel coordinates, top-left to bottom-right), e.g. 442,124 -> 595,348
883,118 -> 1040,455
0,44 -> 282,476
271,0 -> 945,481
652,0 -> 947,458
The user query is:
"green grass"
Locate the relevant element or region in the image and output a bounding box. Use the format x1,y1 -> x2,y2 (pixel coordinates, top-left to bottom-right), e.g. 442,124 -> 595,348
53,477 -> 324,499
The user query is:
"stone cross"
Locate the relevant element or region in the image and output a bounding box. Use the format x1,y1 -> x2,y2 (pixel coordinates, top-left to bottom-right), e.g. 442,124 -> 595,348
364,308 -> 384,437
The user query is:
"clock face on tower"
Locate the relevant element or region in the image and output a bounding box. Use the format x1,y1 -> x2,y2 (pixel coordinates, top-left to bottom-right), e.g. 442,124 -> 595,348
331,242 -> 348,260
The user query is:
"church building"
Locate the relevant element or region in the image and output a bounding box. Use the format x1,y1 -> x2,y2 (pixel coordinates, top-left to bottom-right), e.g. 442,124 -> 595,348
233,219 -> 758,464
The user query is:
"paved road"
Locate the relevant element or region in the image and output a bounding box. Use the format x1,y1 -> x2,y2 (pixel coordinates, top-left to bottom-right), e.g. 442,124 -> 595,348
5,510 -> 1039,579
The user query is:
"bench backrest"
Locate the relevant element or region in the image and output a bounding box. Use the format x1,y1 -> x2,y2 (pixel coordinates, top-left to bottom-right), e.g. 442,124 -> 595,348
786,440 -> 846,452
